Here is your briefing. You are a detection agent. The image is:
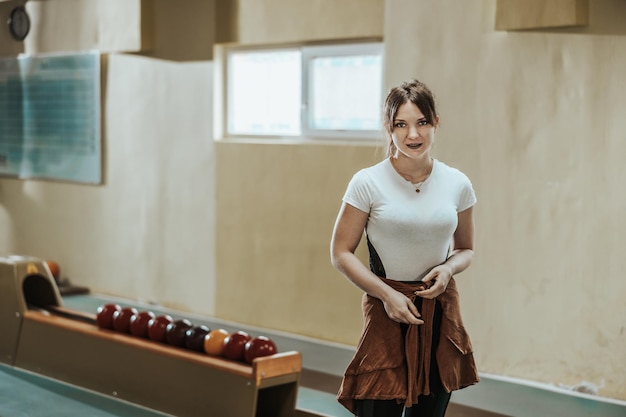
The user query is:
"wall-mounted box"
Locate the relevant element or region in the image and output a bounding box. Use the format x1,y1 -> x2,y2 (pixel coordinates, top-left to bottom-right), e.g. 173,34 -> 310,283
496,0 -> 589,30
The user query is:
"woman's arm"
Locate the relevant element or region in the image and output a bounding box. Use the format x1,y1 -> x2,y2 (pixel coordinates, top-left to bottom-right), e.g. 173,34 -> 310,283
330,202 -> 424,325
416,205 -> 475,299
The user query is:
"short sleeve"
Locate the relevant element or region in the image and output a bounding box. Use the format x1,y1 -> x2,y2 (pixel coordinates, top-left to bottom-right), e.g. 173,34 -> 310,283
342,169 -> 372,213
458,176 -> 477,212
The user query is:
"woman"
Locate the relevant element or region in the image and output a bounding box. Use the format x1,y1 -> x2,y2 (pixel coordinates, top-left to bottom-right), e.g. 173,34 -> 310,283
330,79 -> 479,417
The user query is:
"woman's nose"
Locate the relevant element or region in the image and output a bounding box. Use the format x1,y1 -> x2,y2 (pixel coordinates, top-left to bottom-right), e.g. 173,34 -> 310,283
408,125 -> 420,137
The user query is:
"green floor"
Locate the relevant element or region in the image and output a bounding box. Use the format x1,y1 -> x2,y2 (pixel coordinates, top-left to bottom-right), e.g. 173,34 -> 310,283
0,364 -> 170,417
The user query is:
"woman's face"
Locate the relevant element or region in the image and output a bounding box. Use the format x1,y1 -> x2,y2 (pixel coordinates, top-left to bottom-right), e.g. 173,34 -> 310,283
390,101 -> 438,159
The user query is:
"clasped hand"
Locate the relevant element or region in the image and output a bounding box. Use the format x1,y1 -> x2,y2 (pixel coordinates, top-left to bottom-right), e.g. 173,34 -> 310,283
415,264 -> 452,299
382,290 -> 424,325
381,265 -> 452,325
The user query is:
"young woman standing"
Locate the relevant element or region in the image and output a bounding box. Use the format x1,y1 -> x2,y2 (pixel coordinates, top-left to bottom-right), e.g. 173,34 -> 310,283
330,79 -> 480,417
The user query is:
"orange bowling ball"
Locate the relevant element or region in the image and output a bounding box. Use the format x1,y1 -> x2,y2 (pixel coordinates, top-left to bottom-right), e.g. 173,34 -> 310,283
46,260 -> 61,279
203,329 -> 229,356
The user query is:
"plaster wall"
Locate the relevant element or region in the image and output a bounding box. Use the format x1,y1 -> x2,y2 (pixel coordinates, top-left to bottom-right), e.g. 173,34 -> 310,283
217,0 -> 384,44
0,54 -> 215,314
382,0 -> 626,400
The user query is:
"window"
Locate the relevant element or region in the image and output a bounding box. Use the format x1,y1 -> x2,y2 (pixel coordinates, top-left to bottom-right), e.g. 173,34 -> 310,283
221,41 -> 383,141
228,49 -> 301,136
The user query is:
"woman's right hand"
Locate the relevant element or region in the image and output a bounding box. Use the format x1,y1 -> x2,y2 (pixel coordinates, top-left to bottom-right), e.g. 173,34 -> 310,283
331,203 -> 424,326
381,290 -> 424,325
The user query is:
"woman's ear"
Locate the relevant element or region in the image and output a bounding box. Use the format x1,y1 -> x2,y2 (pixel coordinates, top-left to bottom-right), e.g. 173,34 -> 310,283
434,115 -> 440,130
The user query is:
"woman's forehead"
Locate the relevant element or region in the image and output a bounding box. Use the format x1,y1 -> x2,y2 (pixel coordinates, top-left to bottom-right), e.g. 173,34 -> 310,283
394,101 -> 425,119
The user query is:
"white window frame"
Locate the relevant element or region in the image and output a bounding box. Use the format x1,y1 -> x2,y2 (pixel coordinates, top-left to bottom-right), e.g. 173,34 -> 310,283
301,42 -> 384,140
214,40 -> 384,143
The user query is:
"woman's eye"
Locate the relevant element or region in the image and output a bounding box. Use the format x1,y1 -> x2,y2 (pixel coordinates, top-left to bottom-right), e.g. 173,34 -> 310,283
394,122 -> 406,128
418,120 -> 428,126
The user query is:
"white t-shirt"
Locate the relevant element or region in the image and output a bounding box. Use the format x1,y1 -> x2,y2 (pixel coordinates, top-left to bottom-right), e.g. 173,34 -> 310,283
342,158 -> 477,281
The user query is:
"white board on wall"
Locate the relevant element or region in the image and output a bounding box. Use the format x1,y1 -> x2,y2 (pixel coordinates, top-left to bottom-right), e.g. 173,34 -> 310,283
0,52 -> 101,184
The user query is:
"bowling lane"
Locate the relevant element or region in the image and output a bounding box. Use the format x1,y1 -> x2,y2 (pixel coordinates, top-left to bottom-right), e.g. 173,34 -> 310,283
0,363 -> 170,417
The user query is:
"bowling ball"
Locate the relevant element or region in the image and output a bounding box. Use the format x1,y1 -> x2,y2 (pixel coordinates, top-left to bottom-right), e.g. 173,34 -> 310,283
129,311 -> 156,338
96,304 -> 121,329
222,331 -> 252,362
165,319 -> 193,347
112,307 -> 139,333
184,325 -> 210,352
147,315 -> 174,343
45,260 -> 61,280
244,336 -> 277,364
203,329 -> 229,356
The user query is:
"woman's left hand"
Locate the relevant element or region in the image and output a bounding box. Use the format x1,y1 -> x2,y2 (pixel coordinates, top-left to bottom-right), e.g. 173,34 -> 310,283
414,264 -> 453,299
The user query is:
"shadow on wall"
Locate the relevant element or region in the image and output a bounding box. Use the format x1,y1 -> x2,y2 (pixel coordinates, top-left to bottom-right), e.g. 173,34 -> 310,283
0,180 -> 20,255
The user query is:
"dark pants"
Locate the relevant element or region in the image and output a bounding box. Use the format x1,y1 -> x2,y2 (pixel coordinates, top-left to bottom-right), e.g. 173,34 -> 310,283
354,298 -> 451,417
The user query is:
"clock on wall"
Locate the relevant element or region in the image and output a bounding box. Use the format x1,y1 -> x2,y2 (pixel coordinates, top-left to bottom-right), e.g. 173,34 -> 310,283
8,6 -> 31,41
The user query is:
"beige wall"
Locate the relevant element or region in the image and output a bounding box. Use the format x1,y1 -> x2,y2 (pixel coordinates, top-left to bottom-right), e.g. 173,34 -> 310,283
0,0 -> 215,60
380,0 -> 626,400
0,1 -> 217,313
215,142 -> 378,340
0,53 -> 216,314
0,0 -> 624,402
216,0 -> 384,44
23,0 -> 144,55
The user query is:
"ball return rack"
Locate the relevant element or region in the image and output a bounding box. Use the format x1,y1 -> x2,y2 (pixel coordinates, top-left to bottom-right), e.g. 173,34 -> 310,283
0,255 -> 302,417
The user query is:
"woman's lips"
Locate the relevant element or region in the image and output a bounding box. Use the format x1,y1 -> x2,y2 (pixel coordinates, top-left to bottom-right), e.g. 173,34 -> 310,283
406,143 -> 422,149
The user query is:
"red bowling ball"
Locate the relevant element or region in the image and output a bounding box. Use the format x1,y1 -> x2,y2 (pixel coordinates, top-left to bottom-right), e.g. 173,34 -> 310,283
112,307 -> 139,333
222,331 -> 252,362
129,311 -> 156,338
96,304 -> 121,329
244,336 -> 277,364
147,315 -> 174,343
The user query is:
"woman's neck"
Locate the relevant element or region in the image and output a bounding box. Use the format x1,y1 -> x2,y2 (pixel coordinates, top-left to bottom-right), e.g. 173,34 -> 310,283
390,154 -> 434,184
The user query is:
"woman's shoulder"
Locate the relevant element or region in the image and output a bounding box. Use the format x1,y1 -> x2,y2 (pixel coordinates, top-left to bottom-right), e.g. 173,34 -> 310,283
434,159 -> 473,184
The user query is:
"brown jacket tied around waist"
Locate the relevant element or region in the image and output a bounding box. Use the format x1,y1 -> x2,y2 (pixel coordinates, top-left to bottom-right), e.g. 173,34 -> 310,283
337,277 -> 479,413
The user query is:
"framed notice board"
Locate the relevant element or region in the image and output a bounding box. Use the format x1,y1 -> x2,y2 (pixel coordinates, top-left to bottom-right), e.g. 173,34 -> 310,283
0,51 -> 101,184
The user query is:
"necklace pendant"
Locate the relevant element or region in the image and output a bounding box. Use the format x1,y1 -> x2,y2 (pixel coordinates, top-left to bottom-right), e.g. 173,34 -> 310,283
415,188 -> 420,193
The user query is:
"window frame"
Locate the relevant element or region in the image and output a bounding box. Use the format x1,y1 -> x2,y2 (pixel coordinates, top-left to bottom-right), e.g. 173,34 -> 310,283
214,40 -> 384,143
301,42 -> 384,140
